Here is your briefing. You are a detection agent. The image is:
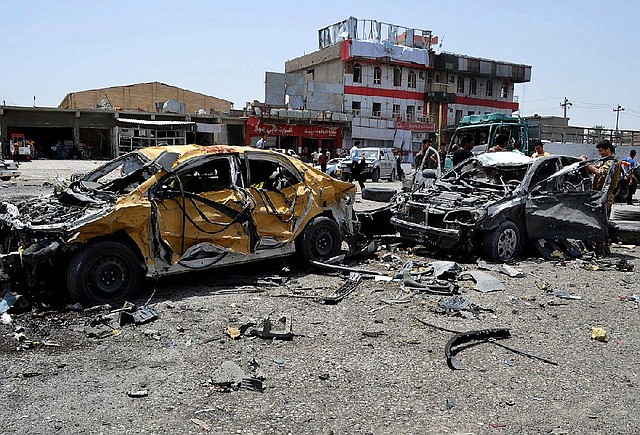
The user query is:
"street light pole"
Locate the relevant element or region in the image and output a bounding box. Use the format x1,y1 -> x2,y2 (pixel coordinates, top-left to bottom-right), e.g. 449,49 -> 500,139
613,105 -> 625,144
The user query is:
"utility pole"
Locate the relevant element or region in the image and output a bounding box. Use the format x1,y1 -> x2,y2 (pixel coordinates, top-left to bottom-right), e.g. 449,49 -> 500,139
613,105 -> 625,144
560,97 -> 572,143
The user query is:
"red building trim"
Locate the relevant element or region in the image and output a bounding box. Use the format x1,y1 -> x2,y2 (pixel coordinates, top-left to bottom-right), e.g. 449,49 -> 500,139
455,96 -> 519,111
344,85 -> 424,101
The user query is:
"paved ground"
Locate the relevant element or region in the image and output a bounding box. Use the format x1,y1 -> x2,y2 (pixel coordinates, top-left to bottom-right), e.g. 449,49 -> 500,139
1,158 -> 639,434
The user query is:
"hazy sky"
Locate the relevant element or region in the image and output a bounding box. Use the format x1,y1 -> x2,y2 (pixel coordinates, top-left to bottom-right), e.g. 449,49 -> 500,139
2,0 -> 639,130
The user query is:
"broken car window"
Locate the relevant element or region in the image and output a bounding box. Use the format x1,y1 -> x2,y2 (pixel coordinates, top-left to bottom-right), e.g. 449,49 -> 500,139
247,157 -> 300,191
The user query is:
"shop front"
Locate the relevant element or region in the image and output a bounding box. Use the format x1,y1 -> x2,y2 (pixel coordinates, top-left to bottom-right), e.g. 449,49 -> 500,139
245,116 -> 343,160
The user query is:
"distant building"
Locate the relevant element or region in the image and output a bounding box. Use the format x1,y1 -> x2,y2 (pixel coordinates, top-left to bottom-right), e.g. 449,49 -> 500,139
59,81 -> 233,115
270,17 -> 531,156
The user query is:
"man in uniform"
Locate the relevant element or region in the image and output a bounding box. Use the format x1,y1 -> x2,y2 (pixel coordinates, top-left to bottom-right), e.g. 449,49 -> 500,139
581,139 -> 620,255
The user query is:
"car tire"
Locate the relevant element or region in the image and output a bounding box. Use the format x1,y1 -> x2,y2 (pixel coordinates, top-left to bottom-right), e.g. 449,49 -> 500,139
67,240 -> 143,307
609,220 -> 640,244
362,186 -> 397,202
482,221 -> 521,261
371,168 -> 380,182
611,205 -> 640,221
296,216 -> 342,263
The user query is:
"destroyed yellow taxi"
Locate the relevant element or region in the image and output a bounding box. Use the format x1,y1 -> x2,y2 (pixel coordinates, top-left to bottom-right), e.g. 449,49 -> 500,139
0,145 -> 358,306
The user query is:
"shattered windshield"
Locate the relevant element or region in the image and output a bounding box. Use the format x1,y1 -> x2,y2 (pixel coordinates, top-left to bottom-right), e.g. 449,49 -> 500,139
74,152 -> 155,194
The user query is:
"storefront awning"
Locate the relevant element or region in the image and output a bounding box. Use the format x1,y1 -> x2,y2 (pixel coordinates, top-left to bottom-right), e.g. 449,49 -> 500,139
117,118 -> 196,127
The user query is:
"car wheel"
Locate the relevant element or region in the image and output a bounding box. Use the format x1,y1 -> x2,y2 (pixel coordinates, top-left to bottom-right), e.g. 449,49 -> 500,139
362,186 -> 397,202
611,204 -> 640,221
371,168 -> 380,182
296,216 -> 341,263
482,221 -> 521,261
67,241 -> 143,307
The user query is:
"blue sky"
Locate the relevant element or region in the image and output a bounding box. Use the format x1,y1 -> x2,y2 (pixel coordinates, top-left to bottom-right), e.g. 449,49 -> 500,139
2,0 -> 639,130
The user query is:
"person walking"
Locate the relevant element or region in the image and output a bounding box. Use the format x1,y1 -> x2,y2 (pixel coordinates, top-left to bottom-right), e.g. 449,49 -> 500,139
256,134 -> 268,149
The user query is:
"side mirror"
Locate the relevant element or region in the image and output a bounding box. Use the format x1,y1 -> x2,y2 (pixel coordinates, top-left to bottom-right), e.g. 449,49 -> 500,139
421,169 -> 438,179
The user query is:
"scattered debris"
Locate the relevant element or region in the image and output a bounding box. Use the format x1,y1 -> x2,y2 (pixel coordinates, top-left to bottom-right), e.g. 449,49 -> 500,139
248,316 -> 294,340
190,418 -> 211,432
402,271 -> 457,295
476,260 -> 525,278
433,295 -> 493,319
362,330 -> 385,338
445,328 -> 512,370
119,306 -> 159,326
461,271 -> 505,293
127,390 -> 149,398
0,292 -> 20,314
209,361 -> 264,393
324,272 -> 362,304
555,291 -> 582,300
591,327 -> 609,342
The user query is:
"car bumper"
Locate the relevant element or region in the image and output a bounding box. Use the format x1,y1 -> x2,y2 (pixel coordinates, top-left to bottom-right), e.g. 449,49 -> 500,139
391,216 -> 462,247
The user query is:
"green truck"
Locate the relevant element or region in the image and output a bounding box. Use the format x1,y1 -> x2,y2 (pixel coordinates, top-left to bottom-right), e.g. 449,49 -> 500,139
448,113 -> 530,157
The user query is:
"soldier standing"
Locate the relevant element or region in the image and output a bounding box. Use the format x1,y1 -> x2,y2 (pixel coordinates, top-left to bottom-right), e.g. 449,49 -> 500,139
581,139 -> 620,255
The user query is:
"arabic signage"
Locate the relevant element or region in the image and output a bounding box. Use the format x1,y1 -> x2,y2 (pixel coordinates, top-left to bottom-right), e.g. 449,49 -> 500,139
396,121 -> 436,132
247,117 -> 340,139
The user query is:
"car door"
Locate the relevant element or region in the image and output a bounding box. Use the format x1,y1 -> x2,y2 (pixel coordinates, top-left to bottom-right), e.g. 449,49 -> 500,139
244,151 -> 314,247
525,158 -> 608,241
149,154 -> 260,268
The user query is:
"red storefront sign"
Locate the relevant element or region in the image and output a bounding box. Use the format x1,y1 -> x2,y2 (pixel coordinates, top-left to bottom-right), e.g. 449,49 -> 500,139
245,116 -> 342,145
396,121 -> 436,132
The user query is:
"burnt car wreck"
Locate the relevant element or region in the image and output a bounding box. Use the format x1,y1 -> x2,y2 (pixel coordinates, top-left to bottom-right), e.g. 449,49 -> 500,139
391,153 -> 613,261
0,145 -> 359,306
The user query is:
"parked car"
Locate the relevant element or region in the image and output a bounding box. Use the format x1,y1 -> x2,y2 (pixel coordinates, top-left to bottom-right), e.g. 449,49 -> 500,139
315,158 -> 342,179
0,158 -> 21,181
0,145 -> 358,306
340,147 -> 396,182
391,153 -> 614,261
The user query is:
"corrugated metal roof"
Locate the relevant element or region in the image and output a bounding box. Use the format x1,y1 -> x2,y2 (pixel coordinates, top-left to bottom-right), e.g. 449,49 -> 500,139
117,117 -> 195,126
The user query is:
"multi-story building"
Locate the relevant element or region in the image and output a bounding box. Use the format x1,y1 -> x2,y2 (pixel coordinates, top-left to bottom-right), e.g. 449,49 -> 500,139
431,52 -> 531,128
280,17 -> 531,157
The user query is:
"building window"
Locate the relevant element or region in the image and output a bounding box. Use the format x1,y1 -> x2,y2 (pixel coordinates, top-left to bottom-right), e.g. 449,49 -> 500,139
307,69 -> 315,80
394,67 -> 402,86
448,75 -> 455,84
485,80 -> 493,97
455,110 -> 463,124
501,83 -> 508,98
469,78 -> 477,95
408,71 -> 416,88
434,74 -> 440,83
373,67 -> 382,85
406,105 -> 415,122
353,63 -> 362,83
351,101 -> 361,115
392,104 -> 401,119
372,102 -> 382,117
457,77 -> 465,93
468,111 -> 475,116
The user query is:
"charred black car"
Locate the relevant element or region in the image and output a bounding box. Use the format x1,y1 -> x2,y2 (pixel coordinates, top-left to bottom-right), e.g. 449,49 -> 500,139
391,153 -> 613,261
